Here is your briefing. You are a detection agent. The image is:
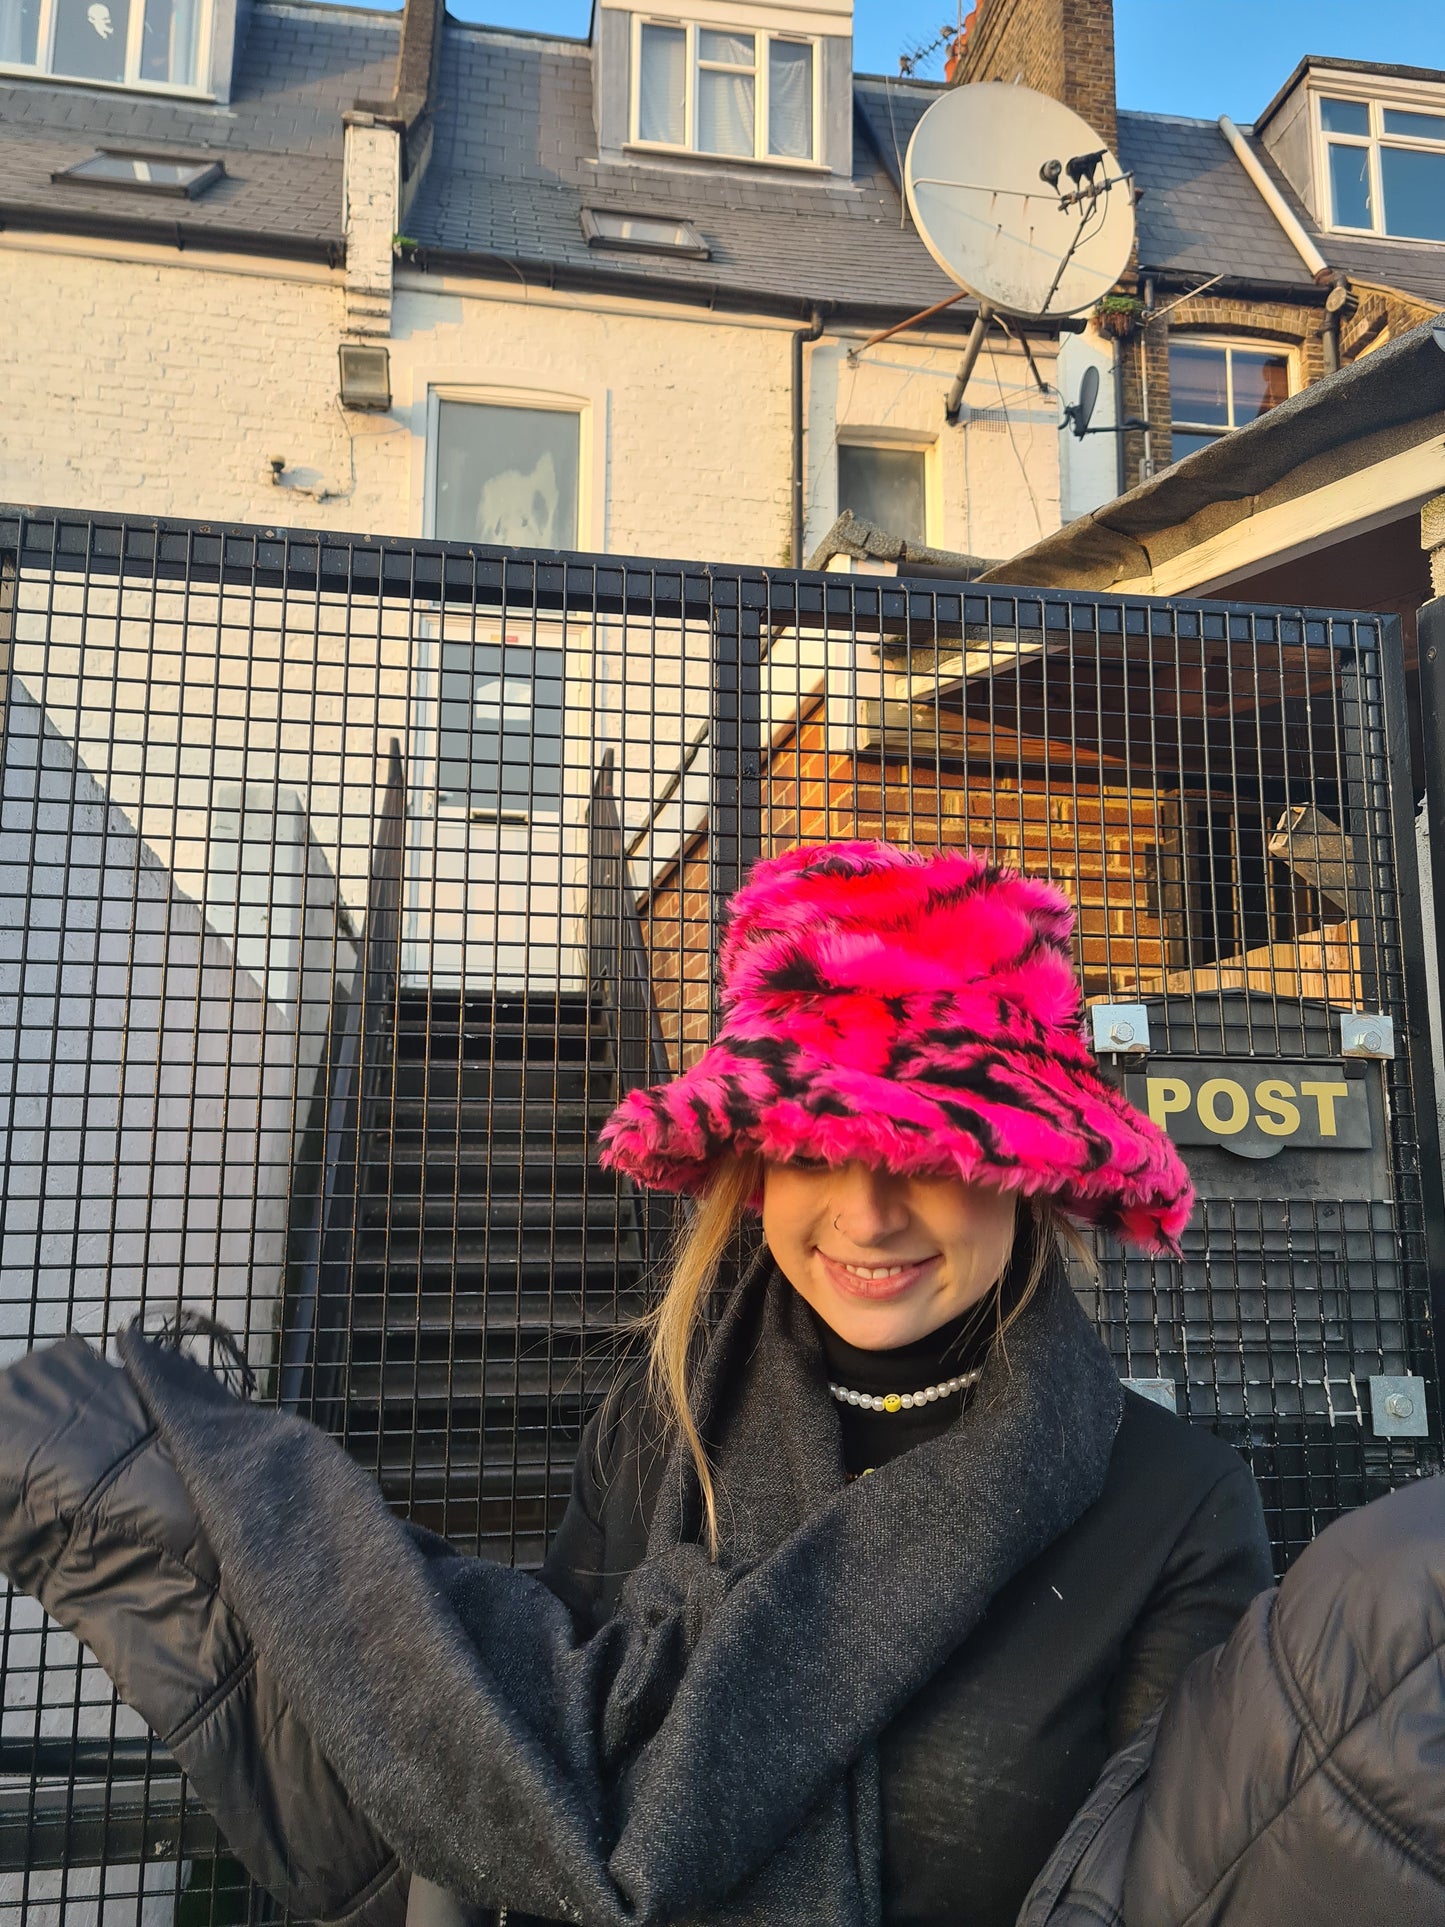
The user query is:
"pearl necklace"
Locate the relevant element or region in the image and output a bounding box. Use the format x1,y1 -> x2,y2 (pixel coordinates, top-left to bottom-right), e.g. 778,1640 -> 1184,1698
827,1367 -> 982,1414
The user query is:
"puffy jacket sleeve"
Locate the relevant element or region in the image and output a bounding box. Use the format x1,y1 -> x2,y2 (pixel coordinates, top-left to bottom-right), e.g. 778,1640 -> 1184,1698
0,1334 -> 408,1926
1123,1473 -> 1445,1925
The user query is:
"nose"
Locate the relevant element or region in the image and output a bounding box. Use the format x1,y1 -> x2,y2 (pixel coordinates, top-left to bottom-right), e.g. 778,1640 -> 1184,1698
828,1163 -> 913,1250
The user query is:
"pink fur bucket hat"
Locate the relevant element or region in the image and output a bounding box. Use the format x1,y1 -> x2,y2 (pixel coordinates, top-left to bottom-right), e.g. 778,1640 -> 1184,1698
598,842 -> 1194,1253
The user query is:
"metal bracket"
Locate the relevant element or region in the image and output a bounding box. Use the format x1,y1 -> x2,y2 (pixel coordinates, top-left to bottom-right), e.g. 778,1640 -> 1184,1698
1122,1377 -> 1177,1414
1090,1003 -> 1151,1054
1341,1011 -> 1394,1058
1368,1374 -> 1428,1438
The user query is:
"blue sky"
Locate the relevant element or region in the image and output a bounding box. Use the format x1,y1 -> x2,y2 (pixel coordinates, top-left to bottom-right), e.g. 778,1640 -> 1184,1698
403,1 -> 1442,122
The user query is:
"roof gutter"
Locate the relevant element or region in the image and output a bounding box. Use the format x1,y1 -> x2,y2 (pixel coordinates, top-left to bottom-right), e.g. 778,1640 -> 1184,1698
1217,115 -> 1331,283
0,200 -> 340,266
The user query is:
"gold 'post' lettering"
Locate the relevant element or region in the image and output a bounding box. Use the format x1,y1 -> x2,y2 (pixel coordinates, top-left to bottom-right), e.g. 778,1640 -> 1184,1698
1146,1078 -> 1192,1128
1253,1079 -> 1301,1137
1300,1080 -> 1350,1136
1197,1077 -> 1249,1135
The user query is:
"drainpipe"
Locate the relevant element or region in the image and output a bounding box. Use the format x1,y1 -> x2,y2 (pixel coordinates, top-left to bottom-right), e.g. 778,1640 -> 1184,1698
1217,116 -> 1331,281
792,305 -> 825,567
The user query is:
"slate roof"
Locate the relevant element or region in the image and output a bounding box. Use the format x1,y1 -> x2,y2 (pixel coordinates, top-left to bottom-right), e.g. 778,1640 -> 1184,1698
402,30 -> 964,317
1117,111 -> 1311,291
1117,100 -> 1445,308
2,3 -> 1440,320
0,2 -> 398,251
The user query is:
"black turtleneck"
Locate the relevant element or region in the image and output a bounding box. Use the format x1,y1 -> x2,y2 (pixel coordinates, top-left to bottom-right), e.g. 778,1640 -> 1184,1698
811,1304 -> 996,1478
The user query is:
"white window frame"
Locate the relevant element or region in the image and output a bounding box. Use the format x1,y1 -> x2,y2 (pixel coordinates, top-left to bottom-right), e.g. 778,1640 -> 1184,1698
835,430 -> 937,550
423,385 -> 596,553
0,0 -> 213,93
1311,78 -> 1445,241
628,15 -> 822,168
1167,336 -> 1298,457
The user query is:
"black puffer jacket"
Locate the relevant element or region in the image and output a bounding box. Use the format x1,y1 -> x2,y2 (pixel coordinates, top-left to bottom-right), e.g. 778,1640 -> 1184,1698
0,1333 -> 1440,1925
1020,1469 -> 1445,1925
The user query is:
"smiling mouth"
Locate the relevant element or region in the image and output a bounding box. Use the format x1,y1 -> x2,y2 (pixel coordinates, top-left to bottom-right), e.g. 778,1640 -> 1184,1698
819,1253 -> 940,1298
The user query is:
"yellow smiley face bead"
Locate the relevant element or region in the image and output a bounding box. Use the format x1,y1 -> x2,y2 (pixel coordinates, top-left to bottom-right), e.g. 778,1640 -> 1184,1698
883,1393 -> 903,1414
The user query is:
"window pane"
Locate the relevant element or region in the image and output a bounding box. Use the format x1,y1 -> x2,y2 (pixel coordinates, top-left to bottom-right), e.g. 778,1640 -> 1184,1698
140,0 -> 198,84
52,0 -> 131,82
1230,350 -> 1290,424
838,444 -> 926,544
1319,96 -> 1369,135
1381,107 -> 1445,141
0,0 -> 42,65
1170,430 -> 1221,464
438,644 -> 564,812
638,23 -> 685,145
698,65 -> 755,155
1328,141 -> 1373,227
1380,144 -> 1445,240
1168,343 -> 1230,428
699,28 -> 753,66
434,403 -> 580,550
768,40 -> 813,159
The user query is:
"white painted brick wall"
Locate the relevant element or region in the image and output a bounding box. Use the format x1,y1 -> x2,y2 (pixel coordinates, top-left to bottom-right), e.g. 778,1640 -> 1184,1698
0,240 -> 1062,567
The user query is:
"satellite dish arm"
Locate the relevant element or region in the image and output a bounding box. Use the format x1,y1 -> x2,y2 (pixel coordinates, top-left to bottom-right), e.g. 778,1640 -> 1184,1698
944,302 -> 994,423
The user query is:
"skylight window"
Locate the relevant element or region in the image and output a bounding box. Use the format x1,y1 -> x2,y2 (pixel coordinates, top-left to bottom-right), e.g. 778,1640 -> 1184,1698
53,151 -> 222,195
581,209 -> 709,258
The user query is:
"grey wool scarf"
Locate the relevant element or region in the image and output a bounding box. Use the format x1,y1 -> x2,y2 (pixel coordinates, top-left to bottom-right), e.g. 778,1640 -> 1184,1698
117,1257 -> 1123,1926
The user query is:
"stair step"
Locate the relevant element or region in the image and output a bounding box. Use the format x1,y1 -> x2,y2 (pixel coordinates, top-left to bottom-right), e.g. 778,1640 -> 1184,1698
391,1062 -> 602,1104
361,1191 -> 628,1230
360,1155 -> 605,1196
344,1287 -> 649,1332
359,1196 -> 640,1236
355,1223 -> 641,1265
377,1101 -> 616,1141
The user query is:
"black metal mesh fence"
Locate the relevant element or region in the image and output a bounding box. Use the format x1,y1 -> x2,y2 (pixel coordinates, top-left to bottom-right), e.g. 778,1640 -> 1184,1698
0,506 -> 1440,1921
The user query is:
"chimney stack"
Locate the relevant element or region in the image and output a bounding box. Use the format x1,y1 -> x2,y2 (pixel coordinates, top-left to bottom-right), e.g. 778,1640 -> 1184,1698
949,0 -> 1117,157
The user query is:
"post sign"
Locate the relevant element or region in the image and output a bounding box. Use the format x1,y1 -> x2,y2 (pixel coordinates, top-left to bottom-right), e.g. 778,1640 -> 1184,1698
1121,1060 -> 1372,1161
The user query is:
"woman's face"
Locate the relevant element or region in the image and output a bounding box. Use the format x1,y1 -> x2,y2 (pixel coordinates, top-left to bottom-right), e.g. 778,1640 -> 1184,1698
761,1158 -> 1018,1350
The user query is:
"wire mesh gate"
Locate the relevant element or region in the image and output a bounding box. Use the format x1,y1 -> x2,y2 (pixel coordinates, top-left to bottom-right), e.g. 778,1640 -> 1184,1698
0,505 -> 1441,1923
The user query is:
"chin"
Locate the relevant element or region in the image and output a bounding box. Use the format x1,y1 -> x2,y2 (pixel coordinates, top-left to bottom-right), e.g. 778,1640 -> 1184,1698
817,1293 -> 934,1350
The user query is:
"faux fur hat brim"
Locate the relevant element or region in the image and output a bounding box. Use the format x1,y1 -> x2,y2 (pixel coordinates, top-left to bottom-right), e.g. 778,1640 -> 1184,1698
598,842 -> 1194,1254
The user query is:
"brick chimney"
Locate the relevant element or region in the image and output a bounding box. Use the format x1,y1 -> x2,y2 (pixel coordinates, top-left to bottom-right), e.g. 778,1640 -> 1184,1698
949,0 -> 1117,157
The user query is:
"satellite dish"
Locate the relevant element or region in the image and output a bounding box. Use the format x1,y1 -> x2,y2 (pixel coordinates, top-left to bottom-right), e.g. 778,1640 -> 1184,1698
905,85 -> 1135,318
1064,363 -> 1100,437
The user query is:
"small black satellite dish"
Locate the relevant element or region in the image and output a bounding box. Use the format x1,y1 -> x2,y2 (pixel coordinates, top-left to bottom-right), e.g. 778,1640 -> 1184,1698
1064,364 -> 1099,438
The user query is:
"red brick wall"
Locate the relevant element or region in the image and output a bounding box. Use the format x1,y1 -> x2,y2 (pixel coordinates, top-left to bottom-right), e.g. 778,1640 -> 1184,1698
954,0 -> 1117,154
643,696 -> 1187,1067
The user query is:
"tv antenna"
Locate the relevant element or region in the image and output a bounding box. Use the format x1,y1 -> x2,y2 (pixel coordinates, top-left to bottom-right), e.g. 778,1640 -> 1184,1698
904,84 -> 1135,420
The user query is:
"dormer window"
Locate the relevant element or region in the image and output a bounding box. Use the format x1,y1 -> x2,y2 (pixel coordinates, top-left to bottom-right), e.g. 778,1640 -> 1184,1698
1318,91 -> 1445,241
633,18 -> 818,164
0,0 -> 204,89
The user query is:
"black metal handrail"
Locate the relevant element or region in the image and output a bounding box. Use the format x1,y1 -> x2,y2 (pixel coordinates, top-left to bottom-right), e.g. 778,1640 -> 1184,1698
280,739 -> 406,1422
587,751 -> 671,1097
588,752 -> 675,1268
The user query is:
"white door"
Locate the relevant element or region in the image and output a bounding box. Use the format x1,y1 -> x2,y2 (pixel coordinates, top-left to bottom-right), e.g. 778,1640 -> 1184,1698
403,614 -> 585,990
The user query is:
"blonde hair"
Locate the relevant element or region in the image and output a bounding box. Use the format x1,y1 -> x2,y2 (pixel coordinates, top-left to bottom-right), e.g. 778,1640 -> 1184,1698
644,1155 -> 1095,1556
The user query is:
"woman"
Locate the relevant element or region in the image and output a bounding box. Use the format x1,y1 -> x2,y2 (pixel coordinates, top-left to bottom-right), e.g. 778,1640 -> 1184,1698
0,841 -> 1274,1927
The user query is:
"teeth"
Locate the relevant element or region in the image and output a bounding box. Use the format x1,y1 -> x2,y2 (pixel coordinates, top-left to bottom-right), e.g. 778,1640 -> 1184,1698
839,1262 -> 915,1279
